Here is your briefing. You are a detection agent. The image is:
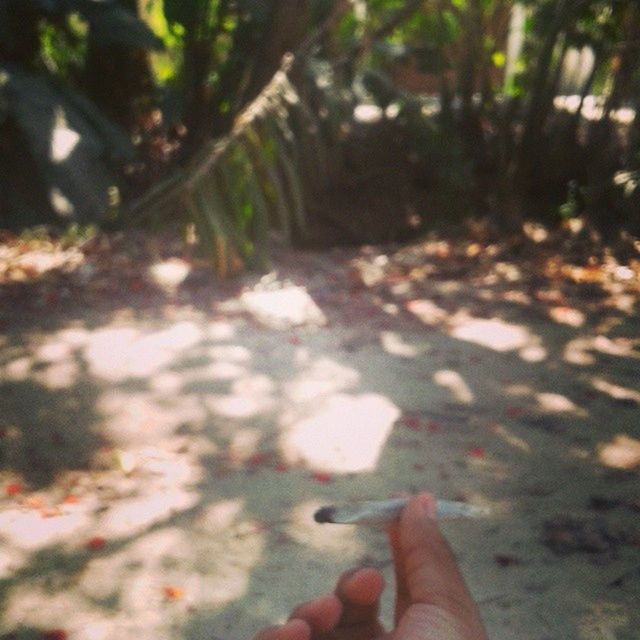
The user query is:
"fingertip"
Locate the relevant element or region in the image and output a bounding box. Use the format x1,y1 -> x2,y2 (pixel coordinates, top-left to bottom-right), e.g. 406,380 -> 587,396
288,594 -> 342,633
414,492 -> 438,519
255,619 -> 311,640
341,567 -> 385,606
285,618 -> 313,640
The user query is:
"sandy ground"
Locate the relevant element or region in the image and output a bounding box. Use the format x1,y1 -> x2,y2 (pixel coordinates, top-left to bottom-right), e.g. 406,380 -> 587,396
0,234 -> 639,640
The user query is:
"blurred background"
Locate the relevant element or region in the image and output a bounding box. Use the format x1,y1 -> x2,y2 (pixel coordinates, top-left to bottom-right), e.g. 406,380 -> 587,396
1,0 -> 639,268
2,4 -> 640,640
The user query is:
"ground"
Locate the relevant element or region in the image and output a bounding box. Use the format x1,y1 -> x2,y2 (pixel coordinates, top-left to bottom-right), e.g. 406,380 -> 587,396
0,224 -> 639,640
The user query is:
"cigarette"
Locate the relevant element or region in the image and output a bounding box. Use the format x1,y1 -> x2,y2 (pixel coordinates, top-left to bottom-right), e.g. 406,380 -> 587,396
314,497 -> 490,525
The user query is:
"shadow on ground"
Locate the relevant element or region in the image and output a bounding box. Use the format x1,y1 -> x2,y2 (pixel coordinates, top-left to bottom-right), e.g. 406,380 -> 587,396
0,232 -> 639,640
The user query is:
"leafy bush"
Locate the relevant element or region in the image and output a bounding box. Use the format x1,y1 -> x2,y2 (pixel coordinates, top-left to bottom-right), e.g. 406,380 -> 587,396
0,0 -> 160,227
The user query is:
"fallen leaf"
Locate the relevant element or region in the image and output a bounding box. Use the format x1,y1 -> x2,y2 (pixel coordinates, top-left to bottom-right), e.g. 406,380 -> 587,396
129,278 -> 145,292
62,495 -> 80,505
401,415 -> 421,430
312,472 -> 333,484
6,483 -> 24,496
426,421 -> 442,433
162,586 -> 185,601
274,462 -> 289,473
23,496 -> 46,510
247,452 -> 273,468
466,447 -> 486,460
86,536 -> 107,551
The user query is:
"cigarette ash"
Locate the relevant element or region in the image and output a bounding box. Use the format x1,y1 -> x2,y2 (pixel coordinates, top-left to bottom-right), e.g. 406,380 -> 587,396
313,506 -> 337,523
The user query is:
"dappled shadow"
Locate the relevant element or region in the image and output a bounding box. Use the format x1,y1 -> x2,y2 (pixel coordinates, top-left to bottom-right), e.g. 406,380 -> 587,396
0,226 -> 639,639
0,376 -> 103,487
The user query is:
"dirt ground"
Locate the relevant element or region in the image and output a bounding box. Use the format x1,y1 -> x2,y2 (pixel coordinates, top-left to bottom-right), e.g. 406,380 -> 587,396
0,226 -> 639,640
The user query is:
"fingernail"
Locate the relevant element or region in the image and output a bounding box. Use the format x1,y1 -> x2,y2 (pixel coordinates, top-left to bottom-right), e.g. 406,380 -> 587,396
416,492 -> 437,519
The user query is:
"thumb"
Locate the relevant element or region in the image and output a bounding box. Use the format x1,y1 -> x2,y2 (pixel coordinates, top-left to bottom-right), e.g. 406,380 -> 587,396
390,493 -> 486,634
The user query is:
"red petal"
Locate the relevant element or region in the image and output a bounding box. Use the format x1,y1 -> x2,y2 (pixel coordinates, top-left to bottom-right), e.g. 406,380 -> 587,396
86,536 -> 107,551
312,472 -> 333,484
6,483 -> 24,496
466,447 -> 486,459
402,415 -> 421,430
248,452 -> 272,467
426,421 -> 442,433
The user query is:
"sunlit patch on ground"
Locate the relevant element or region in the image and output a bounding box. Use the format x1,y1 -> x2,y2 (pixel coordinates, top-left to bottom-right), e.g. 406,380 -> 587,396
280,394 -> 400,473
449,317 -> 534,353
380,331 -> 430,358
598,435 -> 640,470
283,357 -> 359,402
591,377 -> 640,404
536,392 -> 585,416
433,369 -> 474,404
240,282 -> 327,329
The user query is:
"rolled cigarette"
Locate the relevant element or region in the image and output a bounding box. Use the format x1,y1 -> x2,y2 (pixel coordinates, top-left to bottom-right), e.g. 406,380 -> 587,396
314,497 -> 490,526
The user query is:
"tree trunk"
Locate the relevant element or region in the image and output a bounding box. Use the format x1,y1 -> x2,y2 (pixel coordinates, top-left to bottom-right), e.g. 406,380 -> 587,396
603,4 -> 640,116
243,1 -> 311,104
517,0 -> 586,190
84,0 -> 156,129
457,0 -> 486,165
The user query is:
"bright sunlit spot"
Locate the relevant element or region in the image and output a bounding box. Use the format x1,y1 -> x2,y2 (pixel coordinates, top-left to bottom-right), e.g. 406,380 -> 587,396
84,322 -> 202,381
354,104 -> 383,123
380,331 -> 429,358
279,393 -> 400,473
147,258 -> 191,296
450,317 -> 533,352
98,390 -> 206,443
490,423 -> 531,452
564,338 -> 597,365
433,369 -> 474,404
49,187 -> 75,217
97,489 -> 199,538
0,506 -> 91,550
284,357 -> 360,402
536,392 -> 585,415
203,374 -> 276,419
50,106 -> 80,163
406,299 -> 448,325
598,435 -> 640,470
591,378 -> 640,404
241,284 -> 327,328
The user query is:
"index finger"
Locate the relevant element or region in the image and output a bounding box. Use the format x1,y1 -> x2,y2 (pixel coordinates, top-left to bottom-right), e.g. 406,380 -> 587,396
389,493 -> 477,621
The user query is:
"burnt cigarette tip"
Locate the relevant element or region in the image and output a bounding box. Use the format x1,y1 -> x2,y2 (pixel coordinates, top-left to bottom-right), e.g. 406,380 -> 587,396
314,506 -> 336,524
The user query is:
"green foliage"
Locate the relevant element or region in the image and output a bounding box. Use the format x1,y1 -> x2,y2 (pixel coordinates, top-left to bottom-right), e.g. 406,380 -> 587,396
0,0 -> 161,226
3,0 -> 639,265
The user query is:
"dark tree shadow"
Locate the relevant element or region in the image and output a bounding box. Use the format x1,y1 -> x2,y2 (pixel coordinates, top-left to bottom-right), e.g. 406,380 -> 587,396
0,377 -> 104,487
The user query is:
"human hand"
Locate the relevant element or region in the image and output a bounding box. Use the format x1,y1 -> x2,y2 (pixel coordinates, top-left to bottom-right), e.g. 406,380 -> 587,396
253,493 -> 487,640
